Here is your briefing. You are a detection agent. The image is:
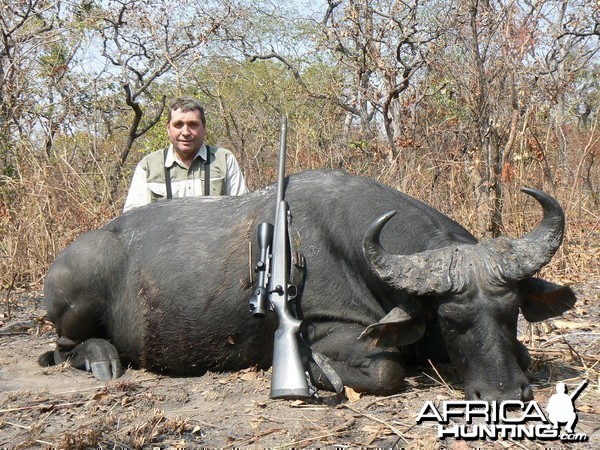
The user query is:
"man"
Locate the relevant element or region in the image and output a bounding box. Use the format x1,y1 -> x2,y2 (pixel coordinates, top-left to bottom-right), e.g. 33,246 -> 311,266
124,97 -> 249,212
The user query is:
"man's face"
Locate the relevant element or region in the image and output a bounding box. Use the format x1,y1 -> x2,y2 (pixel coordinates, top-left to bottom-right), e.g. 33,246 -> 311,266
166,108 -> 206,162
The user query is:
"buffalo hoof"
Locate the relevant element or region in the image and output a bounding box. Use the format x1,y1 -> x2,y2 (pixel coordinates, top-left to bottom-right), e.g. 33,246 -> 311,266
57,338 -> 124,380
87,360 -> 123,381
38,350 -> 56,367
78,338 -> 124,380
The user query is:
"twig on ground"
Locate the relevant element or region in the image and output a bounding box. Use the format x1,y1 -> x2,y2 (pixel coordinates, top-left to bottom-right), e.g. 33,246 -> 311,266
0,401 -> 86,414
426,359 -> 456,396
341,404 -> 409,445
506,439 -> 531,450
541,332 -> 600,347
272,428 -> 350,449
362,392 -> 407,409
224,428 -> 283,449
3,420 -> 30,430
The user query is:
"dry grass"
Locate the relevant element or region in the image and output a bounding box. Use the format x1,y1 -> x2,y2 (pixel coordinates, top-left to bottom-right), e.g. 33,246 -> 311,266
0,276 -> 598,448
2,137 -> 598,290
1,146 -> 119,289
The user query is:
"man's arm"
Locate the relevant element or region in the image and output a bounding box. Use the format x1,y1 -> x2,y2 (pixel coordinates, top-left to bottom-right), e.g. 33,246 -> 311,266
123,165 -> 150,212
225,154 -> 249,195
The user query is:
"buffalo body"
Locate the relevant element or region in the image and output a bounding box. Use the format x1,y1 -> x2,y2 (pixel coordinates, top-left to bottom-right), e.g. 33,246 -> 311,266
41,170 -> 576,400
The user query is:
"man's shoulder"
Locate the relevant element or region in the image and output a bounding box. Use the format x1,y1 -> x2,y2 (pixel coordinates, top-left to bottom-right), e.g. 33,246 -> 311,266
137,148 -> 167,167
208,146 -> 237,170
209,145 -> 234,157
141,148 -> 167,160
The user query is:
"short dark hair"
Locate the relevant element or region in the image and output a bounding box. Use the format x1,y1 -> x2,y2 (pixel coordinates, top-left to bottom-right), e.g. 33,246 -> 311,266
167,97 -> 206,125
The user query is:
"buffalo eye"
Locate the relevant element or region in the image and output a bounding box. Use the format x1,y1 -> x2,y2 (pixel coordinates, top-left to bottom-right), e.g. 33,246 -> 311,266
441,317 -> 467,334
437,306 -> 472,335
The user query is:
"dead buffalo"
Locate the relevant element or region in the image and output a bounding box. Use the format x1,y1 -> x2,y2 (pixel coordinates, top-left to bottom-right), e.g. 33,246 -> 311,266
40,169 -> 575,401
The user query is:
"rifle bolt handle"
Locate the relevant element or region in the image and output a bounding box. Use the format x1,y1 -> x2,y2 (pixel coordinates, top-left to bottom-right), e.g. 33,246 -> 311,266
271,285 -> 284,295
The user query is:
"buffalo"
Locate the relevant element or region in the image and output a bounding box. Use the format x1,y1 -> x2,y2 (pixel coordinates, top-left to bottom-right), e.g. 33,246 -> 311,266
40,170 -> 576,401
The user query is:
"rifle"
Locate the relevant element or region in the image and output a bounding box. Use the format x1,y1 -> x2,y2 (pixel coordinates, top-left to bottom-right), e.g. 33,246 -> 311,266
249,116 -> 311,400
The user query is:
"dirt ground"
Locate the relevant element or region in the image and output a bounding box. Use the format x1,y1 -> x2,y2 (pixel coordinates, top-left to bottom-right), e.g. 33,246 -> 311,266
1,281 -> 598,449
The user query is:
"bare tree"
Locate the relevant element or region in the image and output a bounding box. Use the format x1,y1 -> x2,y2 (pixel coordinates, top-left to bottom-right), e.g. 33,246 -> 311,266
235,0 -> 449,158
0,0 -> 59,167
532,0 -> 599,186
321,0 -> 451,153
421,0 -> 599,236
94,0 -> 234,200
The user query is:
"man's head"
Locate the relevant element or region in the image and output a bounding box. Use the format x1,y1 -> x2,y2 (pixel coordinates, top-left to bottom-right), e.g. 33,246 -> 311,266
167,97 -> 206,125
166,97 -> 207,164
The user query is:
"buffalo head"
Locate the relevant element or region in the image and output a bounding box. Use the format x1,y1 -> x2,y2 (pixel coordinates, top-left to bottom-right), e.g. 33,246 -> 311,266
361,188 -> 576,401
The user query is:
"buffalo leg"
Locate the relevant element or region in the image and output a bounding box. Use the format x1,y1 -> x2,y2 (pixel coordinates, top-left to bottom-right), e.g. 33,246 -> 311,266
40,230 -> 127,380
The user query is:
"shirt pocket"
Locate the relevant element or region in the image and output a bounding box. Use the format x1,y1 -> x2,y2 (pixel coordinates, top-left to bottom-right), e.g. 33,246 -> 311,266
201,175 -> 225,195
148,182 -> 180,201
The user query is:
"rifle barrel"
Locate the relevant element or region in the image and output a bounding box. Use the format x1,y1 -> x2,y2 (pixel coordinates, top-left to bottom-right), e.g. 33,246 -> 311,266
276,116 -> 287,205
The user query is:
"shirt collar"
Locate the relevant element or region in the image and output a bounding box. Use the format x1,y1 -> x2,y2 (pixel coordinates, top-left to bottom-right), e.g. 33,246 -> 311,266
164,143 -> 208,168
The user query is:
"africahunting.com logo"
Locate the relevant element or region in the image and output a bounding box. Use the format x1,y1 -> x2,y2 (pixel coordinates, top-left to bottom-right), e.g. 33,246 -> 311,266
417,380 -> 589,442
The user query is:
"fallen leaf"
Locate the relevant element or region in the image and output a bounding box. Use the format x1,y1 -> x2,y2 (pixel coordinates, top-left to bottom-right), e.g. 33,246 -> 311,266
578,404 -> 599,414
345,386 -> 361,402
361,424 -> 383,433
553,320 -> 592,330
92,391 -> 108,401
240,371 -> 258,381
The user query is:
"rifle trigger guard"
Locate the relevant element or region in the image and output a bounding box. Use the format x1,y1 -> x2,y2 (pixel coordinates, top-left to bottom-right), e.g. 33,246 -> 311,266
288,284 -> 298,300
269,284 -> 298,299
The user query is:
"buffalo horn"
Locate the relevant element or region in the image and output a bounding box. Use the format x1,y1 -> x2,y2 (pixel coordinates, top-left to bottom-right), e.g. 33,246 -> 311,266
483,187 -> 565,281
362,188 -> 565,295
362,211 -> 465,295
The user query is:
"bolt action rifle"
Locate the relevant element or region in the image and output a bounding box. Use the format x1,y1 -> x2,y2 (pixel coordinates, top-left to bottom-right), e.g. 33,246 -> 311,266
249,116 -> 311,400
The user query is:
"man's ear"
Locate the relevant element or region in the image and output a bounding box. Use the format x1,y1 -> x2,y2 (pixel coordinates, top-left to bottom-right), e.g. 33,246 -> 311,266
358,307 -> 426,347
519,277 -> 577,322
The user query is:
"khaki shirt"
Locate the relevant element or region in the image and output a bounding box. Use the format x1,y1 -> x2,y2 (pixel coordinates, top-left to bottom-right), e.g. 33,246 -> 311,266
123,144 -> 249,212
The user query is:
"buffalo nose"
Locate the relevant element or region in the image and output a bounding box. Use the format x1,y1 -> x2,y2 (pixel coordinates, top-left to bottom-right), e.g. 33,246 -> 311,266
521,383 -> 534,402
467,382 -> 534,402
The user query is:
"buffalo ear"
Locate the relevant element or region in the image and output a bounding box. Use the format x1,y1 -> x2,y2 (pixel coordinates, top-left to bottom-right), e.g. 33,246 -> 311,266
358,307 -> 426,347
519,277 -> 577,322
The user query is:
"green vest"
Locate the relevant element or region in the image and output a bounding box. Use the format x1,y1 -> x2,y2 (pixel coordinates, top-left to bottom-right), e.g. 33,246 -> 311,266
140,145 -> 231,200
